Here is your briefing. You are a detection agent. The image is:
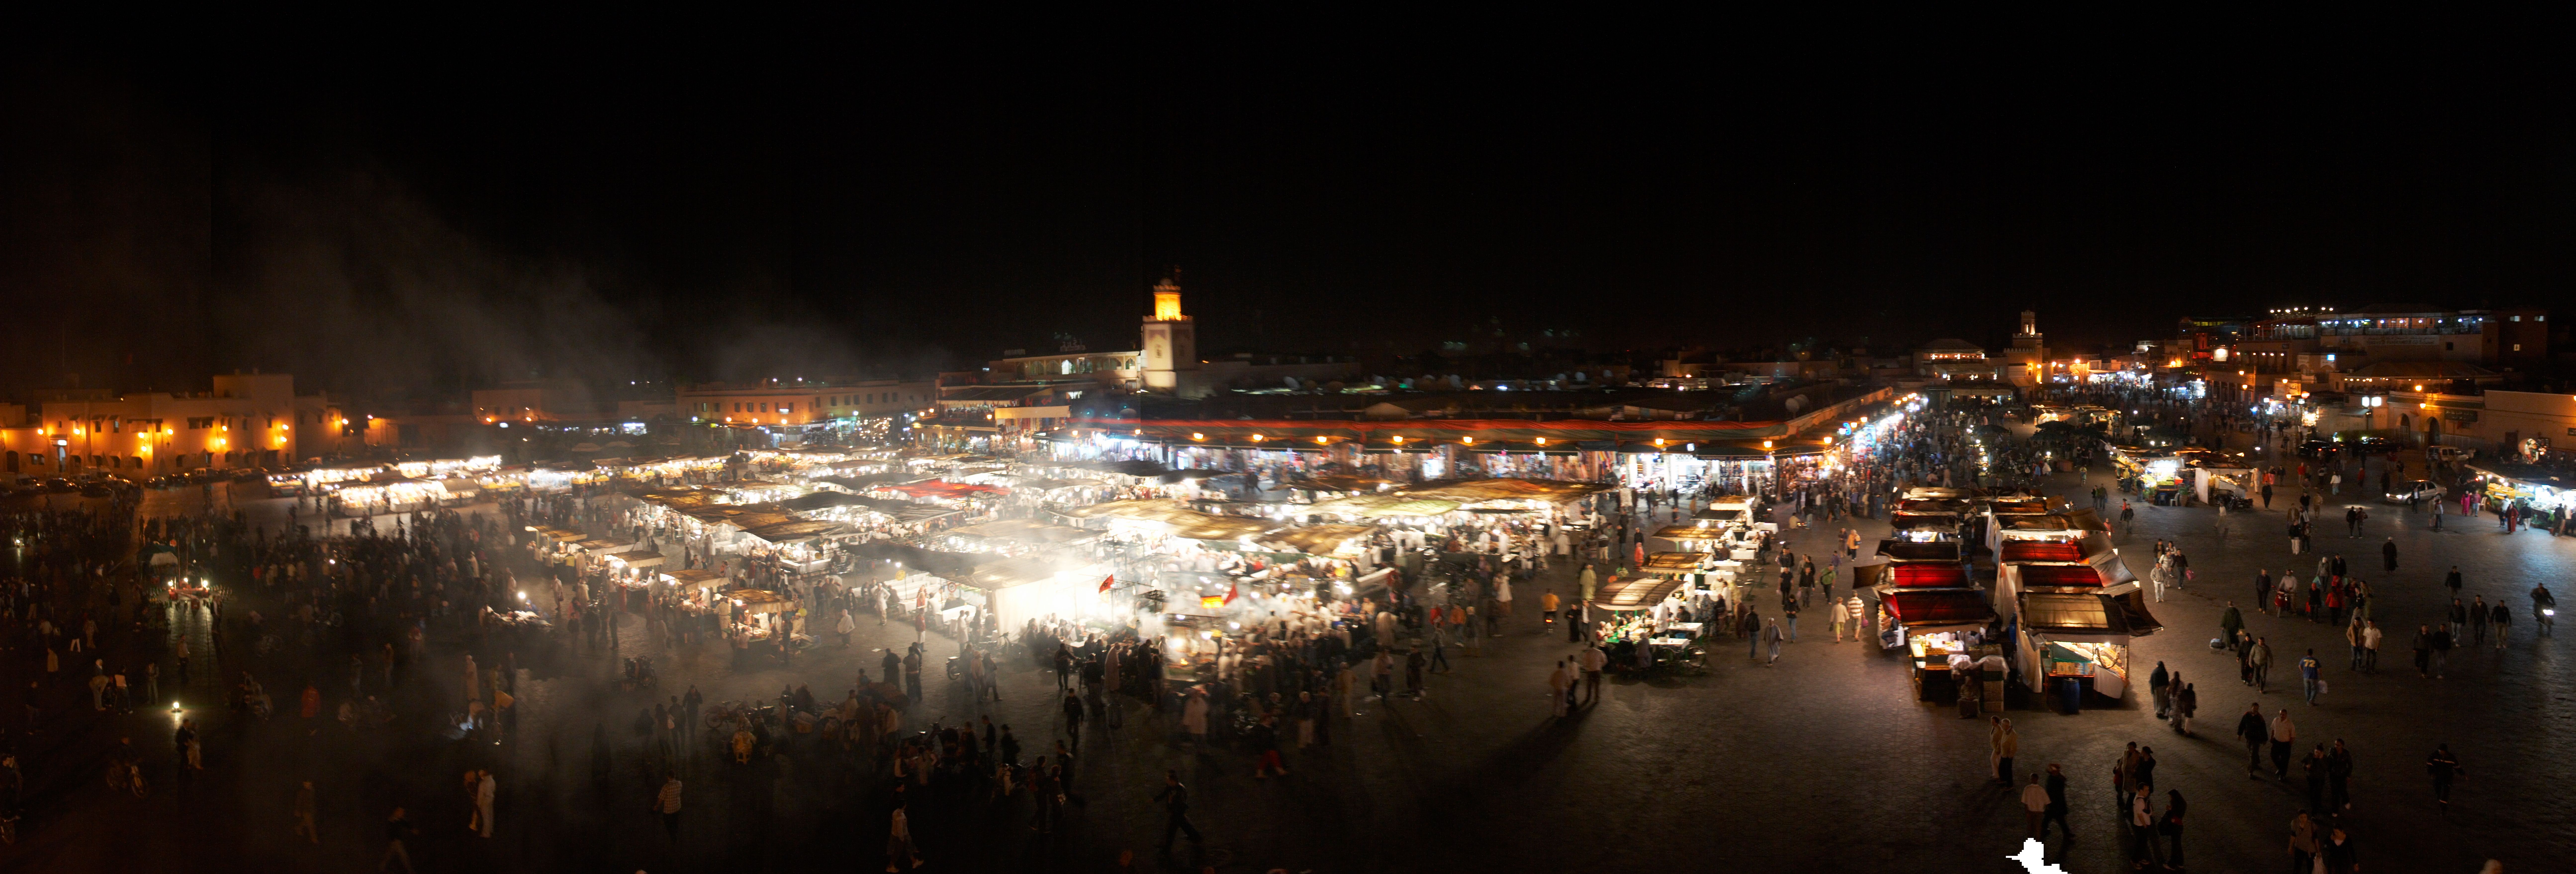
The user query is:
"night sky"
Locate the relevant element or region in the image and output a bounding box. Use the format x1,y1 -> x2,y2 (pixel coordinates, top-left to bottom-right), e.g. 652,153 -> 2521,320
4,27 -> 2569,395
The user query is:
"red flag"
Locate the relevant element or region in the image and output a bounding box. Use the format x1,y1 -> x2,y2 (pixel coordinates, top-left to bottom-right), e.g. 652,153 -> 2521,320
1223,581 -> 1239,605
1098,574 -> 1115,593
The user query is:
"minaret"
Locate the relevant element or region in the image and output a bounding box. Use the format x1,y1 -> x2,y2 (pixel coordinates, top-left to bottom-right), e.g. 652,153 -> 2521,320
2007,309 -> 2047,385
1140,269 -> 1200,395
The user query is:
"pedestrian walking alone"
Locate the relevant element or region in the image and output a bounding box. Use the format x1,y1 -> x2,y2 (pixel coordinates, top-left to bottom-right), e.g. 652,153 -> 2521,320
381,808 -> 417,874
1154,770 -> 1204,851
1989,717 -> 2017,784
2427,743 -> 2463,809
655,775 -> 683,841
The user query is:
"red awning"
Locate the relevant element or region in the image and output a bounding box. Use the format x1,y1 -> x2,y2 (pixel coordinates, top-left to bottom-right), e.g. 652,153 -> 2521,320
2001,541 -> 2086,563
1890,562 -> 1969,588
2016,563 -> 2105,588
1882,589 -> 1997,626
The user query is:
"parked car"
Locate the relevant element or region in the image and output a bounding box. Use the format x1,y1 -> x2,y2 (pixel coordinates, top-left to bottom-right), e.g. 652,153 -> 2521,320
2383,479 -> 2441,504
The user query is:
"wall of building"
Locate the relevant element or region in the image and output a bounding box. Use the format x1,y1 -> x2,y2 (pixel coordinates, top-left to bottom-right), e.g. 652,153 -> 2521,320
678,380 -> 933,425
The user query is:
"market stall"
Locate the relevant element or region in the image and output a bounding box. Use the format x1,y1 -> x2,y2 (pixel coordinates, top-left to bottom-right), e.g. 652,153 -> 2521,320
2464,462 -> 2576,522
1878,587 -> 2002,703
2015,591 -> 2134,706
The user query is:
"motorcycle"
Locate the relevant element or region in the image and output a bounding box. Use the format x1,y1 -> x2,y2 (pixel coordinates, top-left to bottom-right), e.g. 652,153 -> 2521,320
621,656 -> 658,691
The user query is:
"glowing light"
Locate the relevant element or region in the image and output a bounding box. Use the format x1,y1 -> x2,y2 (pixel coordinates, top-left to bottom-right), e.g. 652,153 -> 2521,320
1313,435 -> 1328,444
1535,437 -> 1547,446
1391,435 -> 1405,444
1250,434 -> 1264,442
1191,433 -> 1205,441
1462,436 -> 1474,445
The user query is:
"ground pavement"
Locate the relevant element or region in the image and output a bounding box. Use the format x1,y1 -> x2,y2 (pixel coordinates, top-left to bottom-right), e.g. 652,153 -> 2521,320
6,475 -> 2569,873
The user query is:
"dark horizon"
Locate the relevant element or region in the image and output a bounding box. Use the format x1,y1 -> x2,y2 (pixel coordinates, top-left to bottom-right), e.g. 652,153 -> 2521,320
5,26 -> 2570,396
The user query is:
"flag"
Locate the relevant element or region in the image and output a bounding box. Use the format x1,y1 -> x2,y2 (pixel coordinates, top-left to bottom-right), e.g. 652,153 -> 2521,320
1098,574 -> 1115,593
1223,581 -> 1239,605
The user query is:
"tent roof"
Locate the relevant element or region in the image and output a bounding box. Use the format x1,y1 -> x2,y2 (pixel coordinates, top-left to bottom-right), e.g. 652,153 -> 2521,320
1590,576 -> 1685,611
946,518 -> 1099,544
1302,494 -> 1462,518
967,556 -> 1088,591
1395,477 -> 1612,503
2019,592 -> 2131,635
1881,589 -> 1997,626
1641,552 -> 1706,572
1252,524 -> 1377,555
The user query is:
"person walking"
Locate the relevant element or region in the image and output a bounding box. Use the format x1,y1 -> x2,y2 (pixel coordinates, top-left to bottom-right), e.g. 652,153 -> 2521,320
380,807 -> 417,874
1181,688 -> 1209,748
2158,788 -> 2187,870
472,769 -> 496,838
2126,783 -> 2161,868
2040,763 -> 2070,839
1060,690 -> 1086,753
886,797 -> 922,870
2299,648 -> 2323,706
2269,709 -> 2297,778
2431,621 -> 2453,679
2249,637 -> 2272,692
1153,770 -> 1204,851
655,774 -> 683,841
2361,621 -> 2382,673
292,781 -> 321,845
2149,661 -> 2171,719
2491,600 -> 2511,649
2019,772 -> 2049,839
2288,810 -> 2319,874
2170,681 -> 2196,736
1989,716 -> 2018,785
1578,644 -> 1606,704
1547,660 -> 1571,717
1762,617 -> 1785,666
2468,596 -> 2488,646
2381,536 -> 2397,573
2426,743 -> 2463,810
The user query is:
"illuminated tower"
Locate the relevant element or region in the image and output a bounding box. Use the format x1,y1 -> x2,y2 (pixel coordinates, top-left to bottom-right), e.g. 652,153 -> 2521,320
1140,269 -> 1200,394
2005,309 -> 2048,385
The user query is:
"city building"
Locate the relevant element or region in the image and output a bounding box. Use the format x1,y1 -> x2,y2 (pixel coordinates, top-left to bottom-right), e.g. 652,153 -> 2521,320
972,272 -> 1359,399
1913,338 -> 2004,381
471,379 -> 596,423
4,372 -> 351,476
675,378 -> 935,426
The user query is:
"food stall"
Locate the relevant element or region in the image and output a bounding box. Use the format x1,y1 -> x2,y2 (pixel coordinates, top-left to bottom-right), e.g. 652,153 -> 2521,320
2464,462 -> 2576,521
1886,511 -> 1964,549
1877,587 -> 2001,703
2015,591 -> 2134,708
1586,575 -> 1694,666
2191,464 -> 2257,507
2109,445 -> 2187,505
1650,522 -> 1763,561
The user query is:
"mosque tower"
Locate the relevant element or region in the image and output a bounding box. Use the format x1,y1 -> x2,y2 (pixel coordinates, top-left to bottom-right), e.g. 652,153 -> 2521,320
1140,269 -> 1201,395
